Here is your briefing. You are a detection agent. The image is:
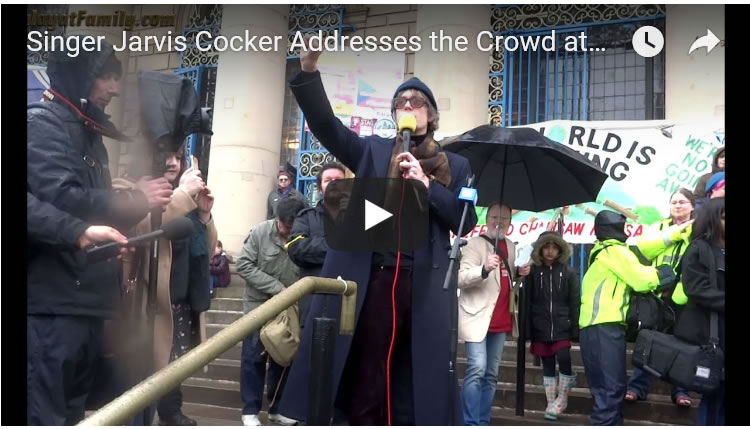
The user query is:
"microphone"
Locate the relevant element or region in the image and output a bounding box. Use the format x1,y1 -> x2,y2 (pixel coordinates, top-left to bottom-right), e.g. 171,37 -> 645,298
398,114 -> 417,153
86,216 -> 195,263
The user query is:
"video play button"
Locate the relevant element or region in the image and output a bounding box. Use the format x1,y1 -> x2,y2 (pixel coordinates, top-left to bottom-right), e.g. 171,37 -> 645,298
323,178 -> 429,252
365,200 -> 392,231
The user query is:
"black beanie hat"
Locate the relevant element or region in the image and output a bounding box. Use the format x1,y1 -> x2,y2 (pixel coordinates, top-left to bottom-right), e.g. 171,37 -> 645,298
393,77 -> 437,111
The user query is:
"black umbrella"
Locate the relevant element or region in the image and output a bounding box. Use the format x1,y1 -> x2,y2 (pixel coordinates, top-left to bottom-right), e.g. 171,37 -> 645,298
443,125 -> 608,417
443,125 -> 608,211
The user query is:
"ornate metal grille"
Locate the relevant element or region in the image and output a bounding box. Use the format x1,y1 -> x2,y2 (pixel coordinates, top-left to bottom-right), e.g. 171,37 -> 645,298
180,4 -> 222,68
287,5 -> 355,203
488,4 -> 666,126
176,5 -> 221,179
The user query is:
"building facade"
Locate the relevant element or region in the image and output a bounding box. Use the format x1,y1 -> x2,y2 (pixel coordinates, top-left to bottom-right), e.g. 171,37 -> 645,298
27,4 -> 725,255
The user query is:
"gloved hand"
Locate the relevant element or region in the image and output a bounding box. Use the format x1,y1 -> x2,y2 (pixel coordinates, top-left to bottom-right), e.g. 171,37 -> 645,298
656,264 -> 676,291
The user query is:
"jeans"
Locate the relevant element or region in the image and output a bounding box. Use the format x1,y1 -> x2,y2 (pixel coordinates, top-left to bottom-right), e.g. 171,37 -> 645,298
580,324 -> 626,425
240,330 -> 287,416
462,332 -> 506,425
627,367 -> 690,402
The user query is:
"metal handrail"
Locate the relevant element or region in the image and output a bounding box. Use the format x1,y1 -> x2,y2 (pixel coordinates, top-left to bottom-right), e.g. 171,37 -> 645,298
78,276 -> 357,426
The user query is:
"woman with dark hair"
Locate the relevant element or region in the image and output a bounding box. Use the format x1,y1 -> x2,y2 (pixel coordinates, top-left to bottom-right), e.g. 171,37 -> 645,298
111,144 -> 217,425
625,188 -> 696,406
674,198 -> 725,425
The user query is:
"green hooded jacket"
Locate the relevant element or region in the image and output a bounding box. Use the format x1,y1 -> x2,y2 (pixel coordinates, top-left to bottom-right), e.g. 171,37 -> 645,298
579,239 -> 662,328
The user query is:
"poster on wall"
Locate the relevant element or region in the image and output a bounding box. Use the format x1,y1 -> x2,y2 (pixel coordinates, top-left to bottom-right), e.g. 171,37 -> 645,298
308,51 -> 405,140
463,118 -> 725,244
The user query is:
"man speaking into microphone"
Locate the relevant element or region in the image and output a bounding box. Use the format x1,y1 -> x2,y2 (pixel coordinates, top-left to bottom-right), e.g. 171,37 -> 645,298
277,38 -> 477,426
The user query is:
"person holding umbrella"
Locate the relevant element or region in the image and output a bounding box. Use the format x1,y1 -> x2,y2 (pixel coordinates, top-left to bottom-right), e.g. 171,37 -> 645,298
458,201 -> 530,425
443,122 -> 610,417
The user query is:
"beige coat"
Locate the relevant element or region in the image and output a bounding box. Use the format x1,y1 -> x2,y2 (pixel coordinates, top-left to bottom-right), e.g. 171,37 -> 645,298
457,235 -> 520,343
110,178 -> 218,373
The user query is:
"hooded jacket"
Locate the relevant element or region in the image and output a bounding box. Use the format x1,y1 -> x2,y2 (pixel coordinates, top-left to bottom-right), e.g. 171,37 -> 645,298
27,43 -> 149,318
693,147 -> 725,199
525,232 -> 580,341
579,211 -> 669,329
673,239 -> 725,349
27,192 -> 88,250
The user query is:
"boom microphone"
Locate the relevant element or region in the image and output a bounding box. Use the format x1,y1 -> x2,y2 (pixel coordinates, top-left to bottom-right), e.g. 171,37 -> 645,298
86,216 -> 195,263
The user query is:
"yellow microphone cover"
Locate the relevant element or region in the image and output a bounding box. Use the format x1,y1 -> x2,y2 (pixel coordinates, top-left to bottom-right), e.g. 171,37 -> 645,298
398,114 -> 417,132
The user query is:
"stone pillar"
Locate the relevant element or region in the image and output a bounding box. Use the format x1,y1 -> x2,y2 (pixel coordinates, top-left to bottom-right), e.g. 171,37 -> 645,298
206,5 -> 289,255
67,4 -> 134,174
665,5 -> 725,120
413,5 -> 491,138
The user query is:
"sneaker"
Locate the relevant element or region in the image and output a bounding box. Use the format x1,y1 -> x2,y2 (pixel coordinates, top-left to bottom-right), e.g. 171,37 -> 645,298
242,414 -> 261,426
268,413 -> 298,425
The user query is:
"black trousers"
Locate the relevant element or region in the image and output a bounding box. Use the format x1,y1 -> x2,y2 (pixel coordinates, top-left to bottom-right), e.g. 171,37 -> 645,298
339,266 -> 415,426
157,303 -> 193,418
27,315 -> 104,425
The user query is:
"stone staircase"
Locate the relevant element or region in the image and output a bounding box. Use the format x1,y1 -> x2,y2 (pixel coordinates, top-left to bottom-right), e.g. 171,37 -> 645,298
181,266 -> 699,425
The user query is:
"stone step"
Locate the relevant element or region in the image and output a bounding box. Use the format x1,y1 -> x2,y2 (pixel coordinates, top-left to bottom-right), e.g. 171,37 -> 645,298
183,375 -> 697,426
215,286 -> 244,299
198,356 -> 677,398
205,324 -> 643,375
182,401 -> 670,426
205,310 -> 245,325
209,297 -> 244,312
478,381 -> 697,426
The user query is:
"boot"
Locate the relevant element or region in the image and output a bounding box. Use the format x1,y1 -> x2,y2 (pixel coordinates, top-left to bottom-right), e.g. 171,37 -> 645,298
158,412 -> 197,426
548,372 -> 577,419
543,376 -> 558,420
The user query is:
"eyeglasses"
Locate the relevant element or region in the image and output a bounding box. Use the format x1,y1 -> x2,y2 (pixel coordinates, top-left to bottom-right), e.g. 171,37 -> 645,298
670,200 -> 691,206
279,177 -> 290,182
393,96 -> 427,109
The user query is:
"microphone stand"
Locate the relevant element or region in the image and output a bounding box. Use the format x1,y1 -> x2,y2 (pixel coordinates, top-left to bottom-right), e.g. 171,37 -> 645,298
442,174 -> 475,425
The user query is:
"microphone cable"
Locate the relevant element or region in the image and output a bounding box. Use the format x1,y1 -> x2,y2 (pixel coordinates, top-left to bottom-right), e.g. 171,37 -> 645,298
386,174 -> 408,426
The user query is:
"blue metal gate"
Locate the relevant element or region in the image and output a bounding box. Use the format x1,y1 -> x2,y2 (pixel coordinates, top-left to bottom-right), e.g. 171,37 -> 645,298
288,5 -> 354,206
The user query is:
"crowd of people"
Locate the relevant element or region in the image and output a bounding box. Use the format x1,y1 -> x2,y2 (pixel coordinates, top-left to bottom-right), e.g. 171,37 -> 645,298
27,38 -> 725,427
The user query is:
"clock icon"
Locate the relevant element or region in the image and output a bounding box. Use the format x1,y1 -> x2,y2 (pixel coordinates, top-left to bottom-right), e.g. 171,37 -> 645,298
633,26 -> 664,58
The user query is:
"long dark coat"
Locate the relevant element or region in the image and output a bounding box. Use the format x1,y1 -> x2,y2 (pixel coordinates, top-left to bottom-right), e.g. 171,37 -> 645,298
277,70 -> 477,425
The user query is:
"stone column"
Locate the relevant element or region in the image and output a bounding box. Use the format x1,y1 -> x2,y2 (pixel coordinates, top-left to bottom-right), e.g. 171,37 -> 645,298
67,4 -> 134,174
413,5 -> 491,138
665,5 -> 725,120
205,5 -> 289,254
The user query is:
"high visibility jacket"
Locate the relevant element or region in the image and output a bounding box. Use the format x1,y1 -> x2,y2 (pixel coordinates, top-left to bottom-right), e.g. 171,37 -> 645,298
636,219 -> 692,305
579,239 -> 661,328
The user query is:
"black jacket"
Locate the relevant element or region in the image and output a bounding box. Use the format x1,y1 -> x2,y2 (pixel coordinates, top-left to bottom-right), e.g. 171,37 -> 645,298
27,192 -> 88,249
674,239 -> 725,349
287,203 -> 328,278
27,44 -> 148,318
526,262 -> 580,341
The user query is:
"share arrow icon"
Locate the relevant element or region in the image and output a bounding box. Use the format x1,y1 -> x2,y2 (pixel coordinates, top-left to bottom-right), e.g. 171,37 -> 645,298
688,28 -> 721,55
